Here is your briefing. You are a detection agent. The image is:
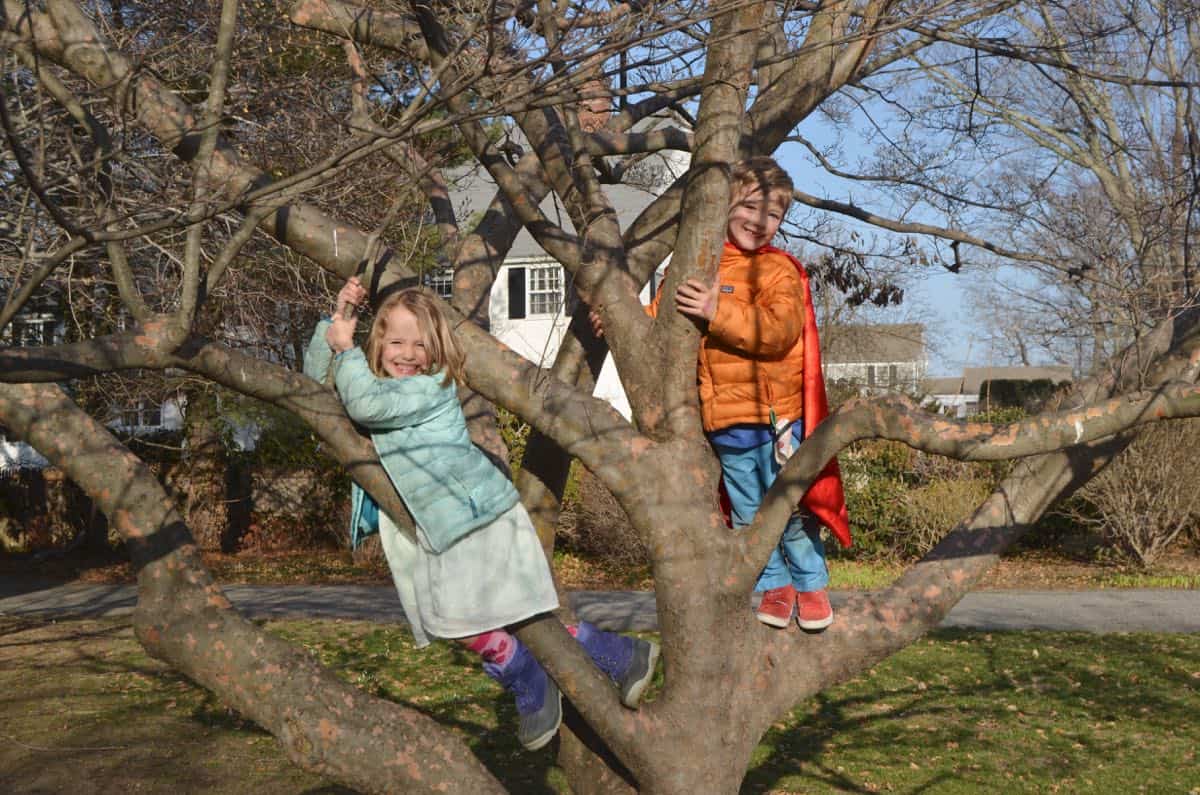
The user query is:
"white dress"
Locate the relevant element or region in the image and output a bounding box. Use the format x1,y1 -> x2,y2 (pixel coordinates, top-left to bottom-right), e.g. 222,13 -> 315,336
377,501 -> 559,647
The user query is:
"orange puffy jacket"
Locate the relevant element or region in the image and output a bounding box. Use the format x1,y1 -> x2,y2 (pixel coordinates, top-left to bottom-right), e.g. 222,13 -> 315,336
649,244 -> 807,431
649,242 -> 852,547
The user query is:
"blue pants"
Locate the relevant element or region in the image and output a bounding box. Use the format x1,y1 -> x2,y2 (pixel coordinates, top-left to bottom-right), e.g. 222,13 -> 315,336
712,435 -> 829,593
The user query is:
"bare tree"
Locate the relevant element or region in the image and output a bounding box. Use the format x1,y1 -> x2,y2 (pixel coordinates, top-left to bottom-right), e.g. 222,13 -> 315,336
4,1 -> 1200,792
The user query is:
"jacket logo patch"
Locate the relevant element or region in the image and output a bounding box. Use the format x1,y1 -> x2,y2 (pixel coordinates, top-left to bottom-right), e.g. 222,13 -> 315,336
720,285 -> 734,293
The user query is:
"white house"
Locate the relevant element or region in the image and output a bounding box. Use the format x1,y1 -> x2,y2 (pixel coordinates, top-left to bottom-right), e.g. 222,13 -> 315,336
446,129 -> 689,418
0,294 -> 184,471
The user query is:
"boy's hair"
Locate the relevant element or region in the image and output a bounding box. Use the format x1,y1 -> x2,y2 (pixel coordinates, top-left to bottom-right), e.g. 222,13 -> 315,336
731,156 -> 794,209
364,287 -> 465,387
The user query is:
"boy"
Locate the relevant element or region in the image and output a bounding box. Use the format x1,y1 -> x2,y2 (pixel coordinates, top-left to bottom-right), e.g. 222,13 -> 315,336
654,156 -> 852,630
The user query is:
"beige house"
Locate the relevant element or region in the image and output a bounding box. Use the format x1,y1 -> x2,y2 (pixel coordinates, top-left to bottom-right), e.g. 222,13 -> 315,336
822,323 -> 926,394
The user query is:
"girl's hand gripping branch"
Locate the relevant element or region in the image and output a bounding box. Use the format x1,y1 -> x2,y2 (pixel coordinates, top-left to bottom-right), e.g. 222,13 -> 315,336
327,277 -> 368,353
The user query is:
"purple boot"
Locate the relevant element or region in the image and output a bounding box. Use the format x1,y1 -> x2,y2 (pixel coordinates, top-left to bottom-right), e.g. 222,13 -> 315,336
482,638 -> 562,751
574,621 -> 660,708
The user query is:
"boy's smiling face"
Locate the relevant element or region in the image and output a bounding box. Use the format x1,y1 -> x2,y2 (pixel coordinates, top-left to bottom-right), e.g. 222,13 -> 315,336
726,184 -> 789,252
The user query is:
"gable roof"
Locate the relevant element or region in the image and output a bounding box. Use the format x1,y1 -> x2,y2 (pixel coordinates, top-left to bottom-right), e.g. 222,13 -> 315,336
822,323 -> 925,364
447,165 -> 670,259
446,116 -> 690,261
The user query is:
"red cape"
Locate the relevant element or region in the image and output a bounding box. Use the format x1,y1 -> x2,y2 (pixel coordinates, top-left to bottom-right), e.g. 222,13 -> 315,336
721,245 -> 852,548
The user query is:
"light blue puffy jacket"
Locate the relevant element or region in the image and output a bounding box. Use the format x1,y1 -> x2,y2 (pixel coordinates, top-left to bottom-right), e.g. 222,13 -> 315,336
303,320 -> 518,552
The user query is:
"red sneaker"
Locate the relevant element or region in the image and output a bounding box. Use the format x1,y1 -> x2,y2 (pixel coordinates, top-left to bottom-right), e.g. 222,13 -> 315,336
796,589 -> 833,631
755,584 -> 796,628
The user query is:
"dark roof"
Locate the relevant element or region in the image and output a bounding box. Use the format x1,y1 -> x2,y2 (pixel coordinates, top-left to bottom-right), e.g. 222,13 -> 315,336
822,323 -> 925,364
923,365 -> 1074,395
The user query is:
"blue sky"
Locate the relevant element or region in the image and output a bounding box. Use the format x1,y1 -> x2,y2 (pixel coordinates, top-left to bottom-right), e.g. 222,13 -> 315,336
773,124 -> 982,378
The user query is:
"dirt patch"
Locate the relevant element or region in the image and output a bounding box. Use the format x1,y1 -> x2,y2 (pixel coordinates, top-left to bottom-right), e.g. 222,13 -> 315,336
976,549 -> 1200,590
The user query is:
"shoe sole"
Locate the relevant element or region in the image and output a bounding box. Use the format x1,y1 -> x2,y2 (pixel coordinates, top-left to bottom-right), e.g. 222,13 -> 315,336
521,688 -> 563,751
756,610 -> 793,628
620,640 -> 660,708
796,614 -> 833,631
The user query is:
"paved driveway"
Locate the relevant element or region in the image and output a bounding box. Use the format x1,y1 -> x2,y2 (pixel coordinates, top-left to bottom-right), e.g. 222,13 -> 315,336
2,579 -> 1197,633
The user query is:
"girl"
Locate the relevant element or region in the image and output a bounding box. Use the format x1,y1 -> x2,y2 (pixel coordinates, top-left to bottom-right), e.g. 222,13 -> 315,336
303,277 -> 658,751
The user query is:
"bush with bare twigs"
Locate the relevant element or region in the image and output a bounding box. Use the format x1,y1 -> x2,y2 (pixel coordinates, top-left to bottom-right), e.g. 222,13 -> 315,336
1061,419 -> 1200,567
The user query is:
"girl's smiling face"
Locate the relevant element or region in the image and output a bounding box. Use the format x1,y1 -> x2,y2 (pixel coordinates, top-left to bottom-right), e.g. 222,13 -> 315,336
379,305 -> 430,378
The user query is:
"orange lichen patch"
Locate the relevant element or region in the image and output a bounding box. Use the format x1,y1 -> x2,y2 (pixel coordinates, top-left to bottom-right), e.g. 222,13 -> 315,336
876,605 -> 898,627
950,569 -> 970,586
630,437 -> 653,458
923,585 -> 943,601
318,719 -> 340,744
383,752 -> 424,782
206,593 -> 233,610
988,424 -> 1020,446
112,509 -> 146,539
133,317 -> 168,348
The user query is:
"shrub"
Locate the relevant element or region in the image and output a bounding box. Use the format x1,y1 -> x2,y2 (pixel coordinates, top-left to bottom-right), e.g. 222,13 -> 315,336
1062,418 -> 1200,567
838,432 -> 1007,562
898,478 -> 994,557
555,466 -> 650,571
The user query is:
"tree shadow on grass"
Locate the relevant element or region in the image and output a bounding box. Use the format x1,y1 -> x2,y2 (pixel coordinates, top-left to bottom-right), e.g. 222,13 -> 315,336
741,629 -> 1200,794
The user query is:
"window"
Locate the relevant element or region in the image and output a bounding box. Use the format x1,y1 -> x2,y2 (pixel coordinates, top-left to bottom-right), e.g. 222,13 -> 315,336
507,263 -> 565,318
119,401 -> 163,430
528,265 -> 563,315
424,266 -> 453,299
6,315 -> 56,347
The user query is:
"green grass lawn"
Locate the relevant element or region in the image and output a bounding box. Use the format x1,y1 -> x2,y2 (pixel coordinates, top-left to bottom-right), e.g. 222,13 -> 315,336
2,618 -> 1197,794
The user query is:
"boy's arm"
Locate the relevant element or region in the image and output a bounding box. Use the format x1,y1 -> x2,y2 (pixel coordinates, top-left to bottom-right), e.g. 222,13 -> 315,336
333,348 -> 453,430
706,264 -> 805,356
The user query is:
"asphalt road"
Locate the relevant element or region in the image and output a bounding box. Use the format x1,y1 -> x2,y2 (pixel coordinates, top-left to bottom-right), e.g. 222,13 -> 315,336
1,579 -> 1197,633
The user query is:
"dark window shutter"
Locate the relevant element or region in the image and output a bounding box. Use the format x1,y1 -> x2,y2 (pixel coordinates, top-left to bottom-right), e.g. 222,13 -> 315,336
507,267 -> 526,319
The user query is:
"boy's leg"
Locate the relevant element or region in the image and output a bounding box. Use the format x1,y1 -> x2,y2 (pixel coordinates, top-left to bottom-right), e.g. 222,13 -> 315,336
780,512 -> 829,592
781,512 -> 833,630
714,438 -> 797,625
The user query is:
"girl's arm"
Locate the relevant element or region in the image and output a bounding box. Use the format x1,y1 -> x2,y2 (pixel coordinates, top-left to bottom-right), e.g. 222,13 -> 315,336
302,319 -> 335,381
303,278 -> 366,381
333,348 -> 453,430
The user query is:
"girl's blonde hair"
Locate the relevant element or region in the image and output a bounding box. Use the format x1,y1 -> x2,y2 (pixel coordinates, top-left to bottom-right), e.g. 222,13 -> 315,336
364,287 -> 465,386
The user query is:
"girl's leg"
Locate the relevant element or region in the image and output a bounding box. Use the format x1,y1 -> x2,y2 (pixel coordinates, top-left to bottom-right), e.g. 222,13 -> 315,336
462,630 -> 561,751
571,622 -> 660,709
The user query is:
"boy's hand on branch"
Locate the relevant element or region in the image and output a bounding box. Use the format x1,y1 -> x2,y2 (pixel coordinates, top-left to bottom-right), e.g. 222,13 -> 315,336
676,278 -> 718,322
327,277 -> 367,353
589,308 -> 605,339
